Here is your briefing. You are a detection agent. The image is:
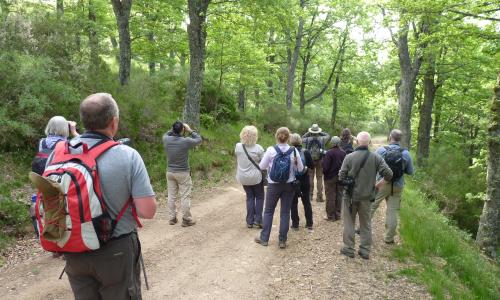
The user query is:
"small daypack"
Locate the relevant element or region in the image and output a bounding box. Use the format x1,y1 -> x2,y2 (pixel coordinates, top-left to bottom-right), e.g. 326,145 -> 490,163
269,145 -> 295,183
307,138 -> 323,161
31,139 -> 59,175
383,146 -> 405,183
33,140 -> 141,253
295,148 -> 307,177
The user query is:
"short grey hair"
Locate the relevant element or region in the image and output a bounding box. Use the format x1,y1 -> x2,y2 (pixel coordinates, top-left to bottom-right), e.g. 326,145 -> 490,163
390,129 -> 402,142
80,93 -> 119,131
289,133 -> 302,146
331,136 -> 341,146
240,125 -> 258,146
356,131 -> 371,146
45,116 -> 69,137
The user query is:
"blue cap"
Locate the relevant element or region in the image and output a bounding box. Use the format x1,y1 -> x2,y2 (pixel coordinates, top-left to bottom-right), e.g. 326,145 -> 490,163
31,194 -> 37,203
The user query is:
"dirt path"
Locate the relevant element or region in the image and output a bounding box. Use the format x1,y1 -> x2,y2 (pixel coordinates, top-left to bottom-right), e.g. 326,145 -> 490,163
0,171 -> 429,299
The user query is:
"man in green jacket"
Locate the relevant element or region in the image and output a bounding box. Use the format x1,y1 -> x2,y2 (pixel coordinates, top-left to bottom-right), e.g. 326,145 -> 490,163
339,131 -> 392,259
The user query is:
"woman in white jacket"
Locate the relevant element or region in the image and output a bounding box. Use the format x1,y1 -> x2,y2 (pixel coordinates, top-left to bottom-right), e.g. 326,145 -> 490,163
235,125 -> 265,228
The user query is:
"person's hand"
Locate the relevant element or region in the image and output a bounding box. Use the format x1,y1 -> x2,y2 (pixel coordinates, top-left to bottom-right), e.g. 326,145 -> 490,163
375,179 -> 386,191
183,123 -> 192,134
68,121 -> 79,137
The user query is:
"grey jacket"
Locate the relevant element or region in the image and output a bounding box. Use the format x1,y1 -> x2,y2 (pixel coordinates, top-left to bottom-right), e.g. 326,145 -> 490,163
339,146 -> 393,201
162,131 -> 202,172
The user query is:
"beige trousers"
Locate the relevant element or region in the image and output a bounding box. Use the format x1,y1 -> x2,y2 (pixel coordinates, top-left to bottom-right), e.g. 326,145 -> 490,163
371,183 -> 403,243
341,197 -> 372,256
308,159 -> 324,201
167,171 -> 193,221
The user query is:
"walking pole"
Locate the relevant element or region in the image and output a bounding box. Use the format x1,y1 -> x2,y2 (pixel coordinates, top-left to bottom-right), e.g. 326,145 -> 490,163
58,267 -> 66,279
140,254 -> 150,290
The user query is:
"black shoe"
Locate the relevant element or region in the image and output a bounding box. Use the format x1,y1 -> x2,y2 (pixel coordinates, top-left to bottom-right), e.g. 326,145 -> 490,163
181,219 -> 196,227
279,240 -> 286,249
358,250 -> 370,260
254,223 -> 263,229
169,217 -> 178,225
340,249 -> 355,258
254,237 -> 268,246
291,226 -> 299,231
306,225 -> 313,230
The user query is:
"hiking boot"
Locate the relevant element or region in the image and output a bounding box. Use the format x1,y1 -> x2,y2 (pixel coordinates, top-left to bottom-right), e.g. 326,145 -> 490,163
253,223 -> 263,229
254,237 -> 268,246
247,223 -> 253,229
181,219 -> 196,227
169,217 -> 178,225
340,249 -> 355,258
279,240 -> 286,249
358,250 -> 370,260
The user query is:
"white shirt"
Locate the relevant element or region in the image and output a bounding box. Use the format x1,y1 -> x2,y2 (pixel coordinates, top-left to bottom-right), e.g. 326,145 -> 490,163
235,143 -> 265,186
259,144 -> 304,184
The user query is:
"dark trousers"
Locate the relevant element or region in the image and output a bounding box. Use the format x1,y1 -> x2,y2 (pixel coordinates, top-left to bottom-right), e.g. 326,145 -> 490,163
243,182 -> 265,225
291,177 -> 313,227
260,183 -> 294,242
325,176 -> 343,220
64,233 -> 142,300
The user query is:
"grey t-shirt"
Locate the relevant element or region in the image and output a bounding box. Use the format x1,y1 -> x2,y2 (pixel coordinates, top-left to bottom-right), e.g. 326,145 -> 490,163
162,131 -> 202,172
47,136 -> 155,237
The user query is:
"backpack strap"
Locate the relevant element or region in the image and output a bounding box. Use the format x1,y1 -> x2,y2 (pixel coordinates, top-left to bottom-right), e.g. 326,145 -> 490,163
115,197 -> 143,228
242,144 -> 261,171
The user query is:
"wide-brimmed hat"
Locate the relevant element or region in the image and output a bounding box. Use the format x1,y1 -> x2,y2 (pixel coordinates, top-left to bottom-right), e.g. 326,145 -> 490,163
308,124 -> 322,134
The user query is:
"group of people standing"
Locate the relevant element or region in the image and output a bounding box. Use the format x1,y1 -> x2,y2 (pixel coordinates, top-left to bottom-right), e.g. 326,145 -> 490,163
235,124 -> 414,259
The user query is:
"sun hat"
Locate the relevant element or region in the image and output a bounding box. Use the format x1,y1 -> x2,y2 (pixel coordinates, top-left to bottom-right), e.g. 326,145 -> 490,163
308,123 -> 322,134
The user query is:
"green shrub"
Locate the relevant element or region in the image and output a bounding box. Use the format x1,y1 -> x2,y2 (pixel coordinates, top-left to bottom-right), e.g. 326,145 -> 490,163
0,200 -> 30,236
396,182 -> 500,299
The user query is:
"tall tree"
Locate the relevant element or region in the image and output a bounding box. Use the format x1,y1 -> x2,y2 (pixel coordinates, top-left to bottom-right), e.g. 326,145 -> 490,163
476,73 -> 500,259
111,0 -> 132,86
88,0 -> 99,80
183,0 -> 210,128
285,0 -> 305,110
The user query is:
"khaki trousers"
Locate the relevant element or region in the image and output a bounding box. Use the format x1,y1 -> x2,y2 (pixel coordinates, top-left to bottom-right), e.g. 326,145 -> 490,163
341,197 -> 372,256
167,171 -> 193,221
324,176 -> 342,220
308,159 -> 324,201
371,183 -> 402,243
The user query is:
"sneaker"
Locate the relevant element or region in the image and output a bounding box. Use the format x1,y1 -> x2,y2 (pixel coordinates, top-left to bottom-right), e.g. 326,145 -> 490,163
254,237 -> 268,246
181,219 -> 196,227
247,223 -> 253,229
358,250 -> 370,260
279,240 -> 286,249
340,249 -> 355,258
169,217 -> 178,225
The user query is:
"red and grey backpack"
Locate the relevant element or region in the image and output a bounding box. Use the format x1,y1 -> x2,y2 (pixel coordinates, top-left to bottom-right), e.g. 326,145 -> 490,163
35,139 -> 142,253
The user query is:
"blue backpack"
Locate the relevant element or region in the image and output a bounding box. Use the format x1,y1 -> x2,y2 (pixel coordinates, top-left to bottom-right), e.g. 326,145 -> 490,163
269,145 -> 295,183
295,148 -> 307,176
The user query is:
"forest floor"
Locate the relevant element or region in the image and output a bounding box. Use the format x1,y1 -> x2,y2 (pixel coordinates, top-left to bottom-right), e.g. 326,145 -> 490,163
0,136 -> 431,299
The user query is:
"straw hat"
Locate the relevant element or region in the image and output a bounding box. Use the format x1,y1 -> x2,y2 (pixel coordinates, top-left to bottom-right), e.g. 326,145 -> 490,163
308,124 -> 322,134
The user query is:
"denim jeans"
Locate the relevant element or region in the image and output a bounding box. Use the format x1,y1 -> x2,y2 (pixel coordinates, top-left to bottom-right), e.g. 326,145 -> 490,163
243,182 -> 265,225
260,183 -> 294,242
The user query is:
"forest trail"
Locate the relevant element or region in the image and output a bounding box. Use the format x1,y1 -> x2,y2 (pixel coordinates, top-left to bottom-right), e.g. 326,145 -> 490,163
0,179 -> 430,299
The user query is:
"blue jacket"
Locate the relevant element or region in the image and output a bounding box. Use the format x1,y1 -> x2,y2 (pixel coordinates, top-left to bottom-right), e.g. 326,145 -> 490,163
376,143 -> 414,187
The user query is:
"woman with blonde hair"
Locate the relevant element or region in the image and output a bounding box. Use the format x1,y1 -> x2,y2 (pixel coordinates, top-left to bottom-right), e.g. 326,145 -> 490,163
254,127 -> 304,249
235,125 -> 265,228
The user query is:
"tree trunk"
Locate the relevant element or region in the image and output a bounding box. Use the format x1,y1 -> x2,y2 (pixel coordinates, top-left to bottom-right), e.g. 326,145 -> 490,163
299,53 -> 310,114
148,32 -> 155,75
396,19 -> 427,149
416,54 -> 437,166
238,87 -> 245,112
57,0 -> 64,17
433,97 -> 442,138
111,0 -> 132,86
183,0 -> 210,128
88,0 -> 99,79
285,0 -> 305,110
476,73 -> 500,259
267,29 -> 275,95
330,56 -> 344,128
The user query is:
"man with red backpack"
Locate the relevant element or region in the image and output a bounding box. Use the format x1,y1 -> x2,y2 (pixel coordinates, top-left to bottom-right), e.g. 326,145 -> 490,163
40,93 -> 157,299
371,129 -> 414,245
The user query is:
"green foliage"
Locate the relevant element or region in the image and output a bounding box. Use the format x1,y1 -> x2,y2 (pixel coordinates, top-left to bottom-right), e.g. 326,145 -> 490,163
413,141 -> 486,235
396,182 -> 500,299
